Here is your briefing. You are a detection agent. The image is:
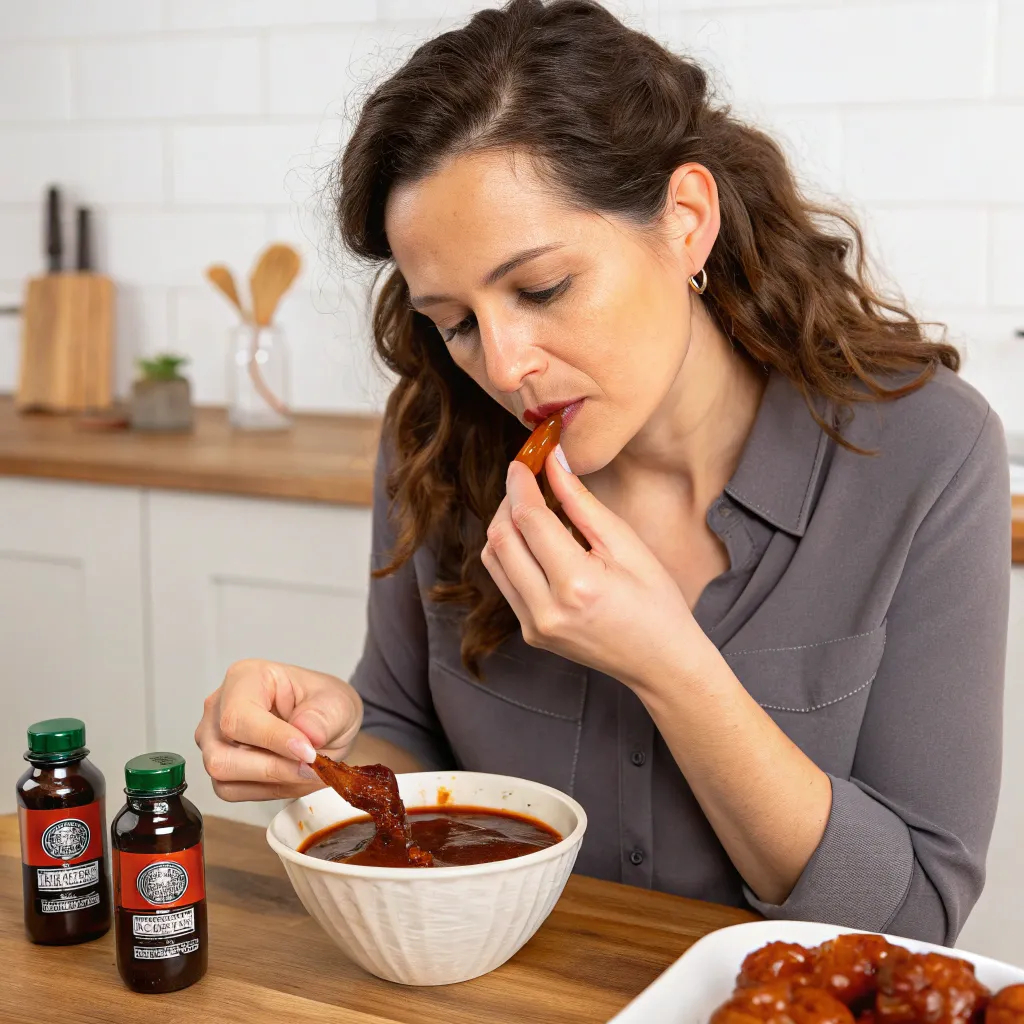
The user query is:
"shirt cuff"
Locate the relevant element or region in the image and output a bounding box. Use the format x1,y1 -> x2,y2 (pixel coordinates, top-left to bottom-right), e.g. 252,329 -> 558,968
743,775 -> 915,931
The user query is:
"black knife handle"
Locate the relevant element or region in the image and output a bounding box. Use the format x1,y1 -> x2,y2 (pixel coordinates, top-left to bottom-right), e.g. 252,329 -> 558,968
77,207 -> 92,272
46,186 -> 62,273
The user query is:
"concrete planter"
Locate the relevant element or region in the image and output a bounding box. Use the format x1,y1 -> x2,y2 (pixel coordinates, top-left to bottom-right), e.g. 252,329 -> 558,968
130,377 -> 194,432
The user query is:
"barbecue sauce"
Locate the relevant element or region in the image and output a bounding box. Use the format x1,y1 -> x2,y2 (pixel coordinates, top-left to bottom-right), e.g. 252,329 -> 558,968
300,806 -> 561,868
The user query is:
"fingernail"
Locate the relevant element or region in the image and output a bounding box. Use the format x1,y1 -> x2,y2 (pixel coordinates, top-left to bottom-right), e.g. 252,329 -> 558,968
554,444 -> 572,474
297,762 -> 317,780
287,737 -> 316,763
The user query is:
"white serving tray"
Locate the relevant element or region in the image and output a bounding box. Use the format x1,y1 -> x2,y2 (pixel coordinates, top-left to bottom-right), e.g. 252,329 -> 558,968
609,919 -> 1024,1023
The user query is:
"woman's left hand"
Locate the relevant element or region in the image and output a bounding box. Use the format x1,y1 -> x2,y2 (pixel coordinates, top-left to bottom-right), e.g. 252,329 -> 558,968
481,452 -> 708,692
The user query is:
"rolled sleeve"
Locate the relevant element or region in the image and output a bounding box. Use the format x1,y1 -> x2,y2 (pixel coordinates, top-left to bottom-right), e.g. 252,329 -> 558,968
745,407 -> 1010,943
745,775 -> 916,929
349,442 -> 455,772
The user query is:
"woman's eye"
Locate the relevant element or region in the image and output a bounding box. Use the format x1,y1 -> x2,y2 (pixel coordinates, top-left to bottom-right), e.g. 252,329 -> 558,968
441,313 -> 477,344
438,276 -> 571,343
520,276 -> 571,305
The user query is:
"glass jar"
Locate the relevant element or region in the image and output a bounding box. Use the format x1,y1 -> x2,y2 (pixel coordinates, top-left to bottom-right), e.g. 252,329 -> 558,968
17,717 -> 111,945
111,752 -> 208,994
227,323 -> 291,430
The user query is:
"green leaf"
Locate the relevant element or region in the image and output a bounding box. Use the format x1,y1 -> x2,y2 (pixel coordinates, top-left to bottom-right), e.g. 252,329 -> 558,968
137,353 -> 189,381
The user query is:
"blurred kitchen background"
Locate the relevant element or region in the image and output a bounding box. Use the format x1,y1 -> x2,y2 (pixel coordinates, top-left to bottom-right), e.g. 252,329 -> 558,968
1,0 -> 1022,961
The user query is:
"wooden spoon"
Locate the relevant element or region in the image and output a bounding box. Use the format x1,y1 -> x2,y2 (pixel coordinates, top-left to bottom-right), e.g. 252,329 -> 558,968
205,264 -> 249,322
250,244 -> 301,327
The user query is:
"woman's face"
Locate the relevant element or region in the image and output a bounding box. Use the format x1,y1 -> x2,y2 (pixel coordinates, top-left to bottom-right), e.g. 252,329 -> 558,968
385,149 -> 708,475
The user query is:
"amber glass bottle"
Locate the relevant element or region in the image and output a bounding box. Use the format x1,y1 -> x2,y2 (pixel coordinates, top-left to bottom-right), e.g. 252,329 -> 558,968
111,753 -> 208,993
16,717 -> 111,945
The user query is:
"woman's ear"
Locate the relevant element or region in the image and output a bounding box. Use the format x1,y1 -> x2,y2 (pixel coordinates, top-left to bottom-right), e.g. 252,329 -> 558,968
662,162 -> 720,279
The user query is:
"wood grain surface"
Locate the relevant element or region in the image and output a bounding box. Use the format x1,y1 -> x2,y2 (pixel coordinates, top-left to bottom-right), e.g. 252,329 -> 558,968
0,813 -> 755,1023
17,275 -> 114,412
0,396 -> 381,506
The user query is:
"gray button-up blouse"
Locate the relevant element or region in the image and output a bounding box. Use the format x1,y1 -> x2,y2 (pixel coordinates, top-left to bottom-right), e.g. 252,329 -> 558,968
351,368 -> 1011,944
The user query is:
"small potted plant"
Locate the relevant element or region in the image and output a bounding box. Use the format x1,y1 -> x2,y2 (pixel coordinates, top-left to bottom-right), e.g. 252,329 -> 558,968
130,353 -> 194,432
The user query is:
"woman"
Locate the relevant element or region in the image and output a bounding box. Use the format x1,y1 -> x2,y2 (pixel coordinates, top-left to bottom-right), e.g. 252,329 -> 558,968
194,0 -> 1011,943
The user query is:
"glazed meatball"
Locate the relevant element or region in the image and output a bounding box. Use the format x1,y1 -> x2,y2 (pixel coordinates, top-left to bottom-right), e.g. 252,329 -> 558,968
738,943 -> 817,989
987,984 -> 1024,1024
712,981 -> 855,1024
876,952 -> 990,1024
811,934 -> 899,1006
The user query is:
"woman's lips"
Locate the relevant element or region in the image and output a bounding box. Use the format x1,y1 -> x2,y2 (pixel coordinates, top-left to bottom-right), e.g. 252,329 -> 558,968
524,398 -> 585,428
559,399 -> 584,429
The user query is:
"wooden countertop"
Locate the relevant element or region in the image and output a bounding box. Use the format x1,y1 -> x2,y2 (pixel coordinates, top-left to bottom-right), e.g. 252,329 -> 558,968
0,395 -> 381,506
1,813 -> 754,1023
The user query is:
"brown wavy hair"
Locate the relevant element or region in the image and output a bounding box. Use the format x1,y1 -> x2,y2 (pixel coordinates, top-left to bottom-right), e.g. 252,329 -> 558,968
335,0 -> 959,676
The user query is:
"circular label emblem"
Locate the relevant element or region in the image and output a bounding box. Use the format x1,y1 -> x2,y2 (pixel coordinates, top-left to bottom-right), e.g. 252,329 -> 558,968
41,818 -> 90,861
137,861 -> 189,906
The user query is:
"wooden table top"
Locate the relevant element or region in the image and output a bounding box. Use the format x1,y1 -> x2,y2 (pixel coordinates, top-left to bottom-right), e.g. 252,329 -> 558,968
0,395 -> 381,506
1,813 -> 755,1023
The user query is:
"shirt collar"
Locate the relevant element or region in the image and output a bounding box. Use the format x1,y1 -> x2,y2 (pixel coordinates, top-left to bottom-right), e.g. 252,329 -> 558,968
724,370 -> 831,538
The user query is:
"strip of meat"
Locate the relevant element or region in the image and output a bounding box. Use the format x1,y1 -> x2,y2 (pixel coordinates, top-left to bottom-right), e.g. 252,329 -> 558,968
515,412 -> 562,475
309,754 -> 433,867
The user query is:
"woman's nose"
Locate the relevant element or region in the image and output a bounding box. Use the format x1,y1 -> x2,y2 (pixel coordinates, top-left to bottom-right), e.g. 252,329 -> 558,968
478,320 -> 544,395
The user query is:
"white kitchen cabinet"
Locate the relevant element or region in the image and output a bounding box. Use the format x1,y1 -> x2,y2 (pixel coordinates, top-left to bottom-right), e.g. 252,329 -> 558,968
0,478 -> 148,812
146,490 -> 372,826
0,479 -> 373,826
958,566 -> 1024,964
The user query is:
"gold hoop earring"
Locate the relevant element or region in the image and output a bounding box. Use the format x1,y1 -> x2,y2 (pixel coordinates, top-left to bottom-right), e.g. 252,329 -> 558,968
688,268 -> 708,295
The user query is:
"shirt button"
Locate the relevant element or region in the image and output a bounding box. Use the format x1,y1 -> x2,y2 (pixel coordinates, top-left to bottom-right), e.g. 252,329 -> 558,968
630,751 -> 646,767
629,849 -> 645,866
719,505 -> 732,518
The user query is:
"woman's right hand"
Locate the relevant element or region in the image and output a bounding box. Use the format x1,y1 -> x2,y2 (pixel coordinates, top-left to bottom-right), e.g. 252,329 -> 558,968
194,659 -> 363,802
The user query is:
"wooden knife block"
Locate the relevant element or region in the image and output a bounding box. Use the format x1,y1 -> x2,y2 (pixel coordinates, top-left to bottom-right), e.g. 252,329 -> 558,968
17,273 -> 115,412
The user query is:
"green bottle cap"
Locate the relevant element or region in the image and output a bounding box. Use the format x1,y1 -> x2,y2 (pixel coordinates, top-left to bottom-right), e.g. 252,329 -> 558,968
124,752 -> 186,794
26,718 -> 87,760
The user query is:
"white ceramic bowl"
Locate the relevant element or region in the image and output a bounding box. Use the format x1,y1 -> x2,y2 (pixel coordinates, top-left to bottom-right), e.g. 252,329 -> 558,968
266,770 -> 587,986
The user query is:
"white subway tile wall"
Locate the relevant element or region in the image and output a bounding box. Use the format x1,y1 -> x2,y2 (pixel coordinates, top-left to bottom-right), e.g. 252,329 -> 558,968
76,37 -> 264,120
0,0 -> 1020,429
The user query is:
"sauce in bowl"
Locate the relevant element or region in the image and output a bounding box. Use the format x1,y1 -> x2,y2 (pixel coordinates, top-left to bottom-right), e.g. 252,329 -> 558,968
299,806 -> 561,868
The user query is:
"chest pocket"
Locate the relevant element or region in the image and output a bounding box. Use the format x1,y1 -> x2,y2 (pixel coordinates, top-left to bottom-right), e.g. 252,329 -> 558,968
723,622 -> 887,778
425,605 -> 587,795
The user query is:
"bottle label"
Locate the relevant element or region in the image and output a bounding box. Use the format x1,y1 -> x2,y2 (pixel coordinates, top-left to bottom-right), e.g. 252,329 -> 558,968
19,801 -> 104,867
40,891 -> 101,914
19,801 -> 107,918
37,861 -> 100,891
133,937 -> 200,959
115,845 -> 205,911
115,844 -> 206,961
131,906 -> 194,938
